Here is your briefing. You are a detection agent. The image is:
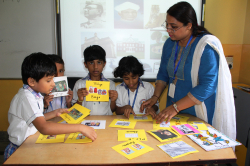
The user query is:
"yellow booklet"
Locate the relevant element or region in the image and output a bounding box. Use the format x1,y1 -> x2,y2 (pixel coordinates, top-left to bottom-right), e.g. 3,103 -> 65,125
147,128 -> 181,142
157,140 -> 198,159
109,119 -> 136,129
86,80 -> 110,101
170,114 -> 190,126
187,121 -> 208,131
60,104 -> 90,124
112,140 -> 154,160
35,134 -> 65,143
152,119 -> 170,129
129,114 -> 153,121
118,129 -> 147,141
64,132 -> 93,143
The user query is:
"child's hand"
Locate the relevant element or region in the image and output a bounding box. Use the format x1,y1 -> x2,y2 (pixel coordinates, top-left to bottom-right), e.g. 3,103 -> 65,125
143,107 -> 157,119
66,89 -> 73,104
123,105 -> 136,118
109,90 -> 118,102
44,93 -> 54,108
77,88 -> 89,101
54,108 -> 69,117
80,125 -> 97,141
139,97 -> 158,113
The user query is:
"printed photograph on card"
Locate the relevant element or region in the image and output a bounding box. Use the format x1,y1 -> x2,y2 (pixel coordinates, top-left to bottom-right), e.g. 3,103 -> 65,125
132,143 -> 144,150
109,119 -> 136,129
147,128 -> 181,142
171,124 -> 200,135
36,134 -> 65,143
81,120 -> 106,129
51,76 -> 69,97
86,80 -> 110,101
68,108 -> 83,120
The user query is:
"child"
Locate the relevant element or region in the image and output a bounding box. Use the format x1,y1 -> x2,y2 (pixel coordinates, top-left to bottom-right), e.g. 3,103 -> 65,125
113,55 -> 159,118
43,54 -> 73,113
72,45 -> 117,115
4,53 -> 97,161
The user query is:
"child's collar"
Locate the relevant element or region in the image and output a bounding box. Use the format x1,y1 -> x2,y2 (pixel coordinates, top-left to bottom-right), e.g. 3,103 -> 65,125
23,84 -> 43,99
121,78 -> 144,90
83,73 -> 108,81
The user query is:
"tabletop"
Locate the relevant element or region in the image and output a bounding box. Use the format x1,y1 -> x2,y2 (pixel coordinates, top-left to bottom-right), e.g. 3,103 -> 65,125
3,114 -> 237,165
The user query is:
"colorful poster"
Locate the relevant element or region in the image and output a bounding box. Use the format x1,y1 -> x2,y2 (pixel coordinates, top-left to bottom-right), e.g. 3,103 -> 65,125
86,80 -> 110,101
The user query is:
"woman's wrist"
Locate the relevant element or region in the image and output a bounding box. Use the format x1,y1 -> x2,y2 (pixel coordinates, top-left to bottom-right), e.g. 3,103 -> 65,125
152,95 -> 159,100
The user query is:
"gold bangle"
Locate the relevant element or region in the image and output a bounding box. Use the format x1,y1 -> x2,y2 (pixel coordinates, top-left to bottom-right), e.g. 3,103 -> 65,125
78,98 -> 83,102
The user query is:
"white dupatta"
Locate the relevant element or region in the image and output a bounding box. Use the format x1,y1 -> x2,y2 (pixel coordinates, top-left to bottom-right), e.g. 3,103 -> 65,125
191,35 -> 236,140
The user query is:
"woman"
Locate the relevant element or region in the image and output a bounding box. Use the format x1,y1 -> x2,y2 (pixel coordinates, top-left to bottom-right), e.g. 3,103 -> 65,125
140,2 -> 236,139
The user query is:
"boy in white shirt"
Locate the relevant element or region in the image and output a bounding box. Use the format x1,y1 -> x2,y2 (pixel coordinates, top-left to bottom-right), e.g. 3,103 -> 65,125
113,56 -> 159,118
72,45 -> 117,115
4,53 -> 97,161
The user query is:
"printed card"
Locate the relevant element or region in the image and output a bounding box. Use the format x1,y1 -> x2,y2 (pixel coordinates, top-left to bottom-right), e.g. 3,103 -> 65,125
51,76 -> 69,97
129,114 -> 153,121
60,104 -> 90,124
187,126 -> 241,151
109,119 -> 136,129
153,120 -> 170,129
118,129 -> 147,141
36,134 -> 65,143
171,124 -> 200,135
86,80 -> 110,101
147,128 -> 181,142
81,120 -> 106,129
112,140 -> 154,160
187,121 -> 208,131
64,132 -> 93,143
157,140 -> 198,159
170,115 -> 190,126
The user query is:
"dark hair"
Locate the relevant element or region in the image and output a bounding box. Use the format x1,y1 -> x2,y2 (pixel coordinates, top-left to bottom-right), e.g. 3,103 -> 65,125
167,1 -> 211,37
113,55 -> 144,78
85,2 -> 103,16
83,45 -> 106,62
48,54 -> 64,65
21,52 -> 57,85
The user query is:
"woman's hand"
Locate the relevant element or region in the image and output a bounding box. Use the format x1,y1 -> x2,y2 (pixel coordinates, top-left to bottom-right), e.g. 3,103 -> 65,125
123,105 -> 136,118
155,105 -> 178,124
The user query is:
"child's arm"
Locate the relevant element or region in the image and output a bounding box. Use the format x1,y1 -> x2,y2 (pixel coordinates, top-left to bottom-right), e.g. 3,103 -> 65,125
109,90 -> 118,112
43,93 -> 54,109
76,88 -> 89,105
66,89 -> 73,108
43,108 -> 69,120
115,105 -> 136,118
32,117 -> 97,141
143,105 -> 158,119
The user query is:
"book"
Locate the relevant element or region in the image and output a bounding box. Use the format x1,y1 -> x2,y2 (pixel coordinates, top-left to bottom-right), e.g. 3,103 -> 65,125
86,80 -> 110,101
171,124 -> 200,135
147,128 -> 181,142
109,119 -> 136,129
36,134 -> 65,143
187,126 -> 241,151
64,132 -> 93,144
112,140 -> 154,160
129,114 -> 153,121
60,104 -> 90,124
118,129 -> 147,141
157,140 -> 199,159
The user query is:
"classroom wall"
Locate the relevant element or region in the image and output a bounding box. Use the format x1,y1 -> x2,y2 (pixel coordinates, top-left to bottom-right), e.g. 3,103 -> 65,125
0,0 -> 249,131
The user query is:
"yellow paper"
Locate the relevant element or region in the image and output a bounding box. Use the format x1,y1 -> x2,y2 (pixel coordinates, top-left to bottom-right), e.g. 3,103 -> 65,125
64,132 -> 93,143
153,120 -> 170,129
86,80 -> 110,101
129,114 -> 153,121
170,115 -> 189,126
60,104 -> 90,124
157,140 -> 198,159
118,129 -> 147,141
147,128 -> 181,142
36,134 -> 65,143
112,140 -> 154,160
109,119 -> 136,129
187,121 -> 208,131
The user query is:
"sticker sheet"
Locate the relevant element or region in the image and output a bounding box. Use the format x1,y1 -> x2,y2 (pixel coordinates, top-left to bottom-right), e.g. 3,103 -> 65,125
36,134 -> 65,143
157,140 -> 198,159
51,76 -> 69,97
81,120 -> 106,129
129,114 -> 153,121
147,128 -> 181,142
118,129 -> 147,141
109,119 -> 137,129
171,124 -> 200,135
112,140 -> 154,160
187,126 -> 241,151
64,132 -> 93,143
86,80 -> 110,101
60,104 -> 90,124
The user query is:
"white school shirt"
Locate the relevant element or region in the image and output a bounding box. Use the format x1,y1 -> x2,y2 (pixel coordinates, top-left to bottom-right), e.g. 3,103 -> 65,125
116,81 -> 159,114
44,96 -> 67,113
7,86 -> 44,146
72,74 -> 115,115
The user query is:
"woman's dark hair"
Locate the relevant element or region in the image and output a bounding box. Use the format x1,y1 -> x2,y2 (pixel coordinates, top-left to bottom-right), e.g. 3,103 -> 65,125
113,55 -> 144,78
21,52 -> 57,85
48,54 -> 64,65
167,1 -> 211,36
83,45 -> 106,63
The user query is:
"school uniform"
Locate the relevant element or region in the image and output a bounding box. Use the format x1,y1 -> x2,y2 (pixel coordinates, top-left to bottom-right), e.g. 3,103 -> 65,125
115,79 -> 159,114
72,73 -> 115,115
4,84 -> 44,161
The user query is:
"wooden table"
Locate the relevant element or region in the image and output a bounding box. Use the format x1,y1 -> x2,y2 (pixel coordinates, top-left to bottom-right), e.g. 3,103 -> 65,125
3,114 -> 237,165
